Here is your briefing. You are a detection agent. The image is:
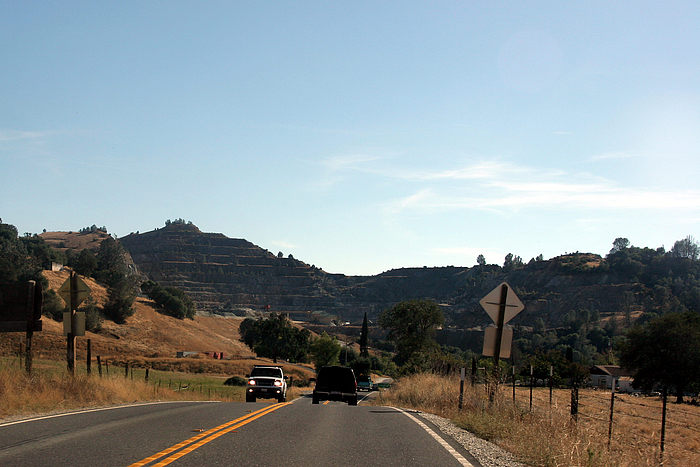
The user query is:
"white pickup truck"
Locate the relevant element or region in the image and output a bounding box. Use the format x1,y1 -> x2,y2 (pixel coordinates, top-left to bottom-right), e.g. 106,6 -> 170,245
245,365 -> 288,403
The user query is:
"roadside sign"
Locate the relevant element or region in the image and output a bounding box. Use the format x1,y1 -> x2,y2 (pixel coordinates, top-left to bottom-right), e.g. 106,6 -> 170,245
0,281 -> 43,332
479,282 -> 524,324
482,325 -> 513,358
58,275 -> 91,309
63,311 -> 86,336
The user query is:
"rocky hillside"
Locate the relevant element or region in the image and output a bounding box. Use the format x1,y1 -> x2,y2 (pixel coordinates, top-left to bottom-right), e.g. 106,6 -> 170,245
115,223 -> 698,331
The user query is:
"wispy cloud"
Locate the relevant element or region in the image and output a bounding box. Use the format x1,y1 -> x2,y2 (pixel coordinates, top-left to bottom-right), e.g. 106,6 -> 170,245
0,129 -> 55,142
320,154 -> 386,172
270,240 -> 298,251
387,183 -> 700,213
317,151 -> 700,216
590,151 -> 636,161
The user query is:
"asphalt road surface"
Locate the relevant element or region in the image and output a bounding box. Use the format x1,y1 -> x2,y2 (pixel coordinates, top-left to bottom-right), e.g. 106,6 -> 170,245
0,396 -> 481,466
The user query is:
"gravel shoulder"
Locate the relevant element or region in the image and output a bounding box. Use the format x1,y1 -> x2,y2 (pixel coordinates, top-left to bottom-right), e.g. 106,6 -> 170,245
418,411 -> 526,467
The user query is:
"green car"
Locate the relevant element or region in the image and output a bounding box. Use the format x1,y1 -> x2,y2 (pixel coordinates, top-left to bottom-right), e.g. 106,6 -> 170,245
357,375 -> 373,391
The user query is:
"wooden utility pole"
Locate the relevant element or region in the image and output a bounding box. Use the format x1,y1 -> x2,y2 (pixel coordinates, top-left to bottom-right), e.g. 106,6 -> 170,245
66,272 -> 78,375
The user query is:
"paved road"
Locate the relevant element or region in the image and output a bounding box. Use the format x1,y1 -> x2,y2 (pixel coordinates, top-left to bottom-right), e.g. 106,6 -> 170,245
0,397 -> 481,466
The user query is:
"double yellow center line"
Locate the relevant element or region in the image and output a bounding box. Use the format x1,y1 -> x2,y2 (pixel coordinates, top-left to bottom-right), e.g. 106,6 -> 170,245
129,402 -> 291,467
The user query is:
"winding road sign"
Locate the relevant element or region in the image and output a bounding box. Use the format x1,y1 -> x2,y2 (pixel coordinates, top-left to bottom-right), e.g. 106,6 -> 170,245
479,282 -> 524,324
58,275 -> 91,309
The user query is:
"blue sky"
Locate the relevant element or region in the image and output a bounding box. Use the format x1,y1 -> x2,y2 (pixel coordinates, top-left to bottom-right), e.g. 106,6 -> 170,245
1,1 -> 698,275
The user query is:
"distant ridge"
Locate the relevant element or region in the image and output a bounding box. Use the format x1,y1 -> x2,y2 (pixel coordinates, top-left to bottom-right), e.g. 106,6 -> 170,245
39,223 -> 692,338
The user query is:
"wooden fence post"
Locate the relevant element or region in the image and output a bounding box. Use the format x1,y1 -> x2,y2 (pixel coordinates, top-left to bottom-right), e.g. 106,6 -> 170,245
608,377 -> 616,447
86,339 -> 91,375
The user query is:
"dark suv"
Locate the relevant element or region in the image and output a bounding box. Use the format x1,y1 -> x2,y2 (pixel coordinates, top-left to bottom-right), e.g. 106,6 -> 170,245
312,366 -> 357,406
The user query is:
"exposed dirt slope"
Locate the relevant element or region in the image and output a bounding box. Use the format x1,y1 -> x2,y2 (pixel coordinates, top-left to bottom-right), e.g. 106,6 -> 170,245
41,230 -> 112,252
1,271 -> 257,368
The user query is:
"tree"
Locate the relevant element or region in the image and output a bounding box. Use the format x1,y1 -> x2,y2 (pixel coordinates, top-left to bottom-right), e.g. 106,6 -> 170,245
610,237 -> 630,255
671,235 -> 699,260
0,223 -> 33,282
102,277 -> 136,324
619,311 -> 700,403
239,313 -> 310,363
74,249 -> 98,277
378,299 -> 444,369
503,253 -> 523,271
476,254 -> 486,266
79,297 -> 103,332
359,312 -> 369,357
309,332 -> 341,370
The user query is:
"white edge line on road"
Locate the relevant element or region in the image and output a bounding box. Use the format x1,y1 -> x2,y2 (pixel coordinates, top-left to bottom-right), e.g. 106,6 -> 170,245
395,407 -> 475,467
0,400 -> 220,428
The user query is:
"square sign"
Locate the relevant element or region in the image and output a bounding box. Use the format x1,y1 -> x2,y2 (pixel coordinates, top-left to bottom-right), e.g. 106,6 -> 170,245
482,325 -> 513,358
479,282 -> 524,324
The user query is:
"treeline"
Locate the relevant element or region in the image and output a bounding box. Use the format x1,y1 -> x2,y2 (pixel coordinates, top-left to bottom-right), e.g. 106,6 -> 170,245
507,236 -> 700,371
239,313 -> 389,377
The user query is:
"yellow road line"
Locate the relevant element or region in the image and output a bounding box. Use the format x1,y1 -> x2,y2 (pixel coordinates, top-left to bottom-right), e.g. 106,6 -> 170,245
128,403 -> 290,467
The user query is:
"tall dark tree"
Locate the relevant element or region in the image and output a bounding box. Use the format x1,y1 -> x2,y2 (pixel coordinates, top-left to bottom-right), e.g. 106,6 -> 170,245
378,299 -> 444,370
620,311 -> 700,402
73,249 -> 98,277
359,312 -> 369,357
102,277 -> 136,324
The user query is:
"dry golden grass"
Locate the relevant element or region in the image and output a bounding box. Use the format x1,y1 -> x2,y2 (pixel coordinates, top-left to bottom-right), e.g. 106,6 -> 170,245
371,373 -> 700,467
0,359 -> 228,422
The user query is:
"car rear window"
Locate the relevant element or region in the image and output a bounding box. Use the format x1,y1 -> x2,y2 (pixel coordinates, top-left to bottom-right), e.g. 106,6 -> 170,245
316,366 -> 356,390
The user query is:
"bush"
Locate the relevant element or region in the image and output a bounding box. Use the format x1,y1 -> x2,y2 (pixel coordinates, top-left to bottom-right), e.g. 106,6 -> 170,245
80,298 -> 103,332
42,289 -> 67,321
141,280 -> 196,319
223,376 -> 247,386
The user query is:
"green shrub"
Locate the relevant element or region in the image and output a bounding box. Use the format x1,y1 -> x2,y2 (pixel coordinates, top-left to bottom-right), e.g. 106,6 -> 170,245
223,376 -> 247,386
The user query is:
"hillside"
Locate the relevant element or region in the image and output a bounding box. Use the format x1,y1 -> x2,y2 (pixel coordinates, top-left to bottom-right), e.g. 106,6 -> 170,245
115,224 -> 665,328
0,270 -> 258,371
37,224 -> 699,353
42,229 -> 112,253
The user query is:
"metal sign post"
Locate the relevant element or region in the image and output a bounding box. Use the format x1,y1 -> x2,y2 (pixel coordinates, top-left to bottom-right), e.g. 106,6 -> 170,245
480,282 -> 524,403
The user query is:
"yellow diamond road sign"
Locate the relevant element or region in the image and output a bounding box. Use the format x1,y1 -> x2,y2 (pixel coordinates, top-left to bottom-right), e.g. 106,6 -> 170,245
58,276 -> 91,308
479,282 -> 524,324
